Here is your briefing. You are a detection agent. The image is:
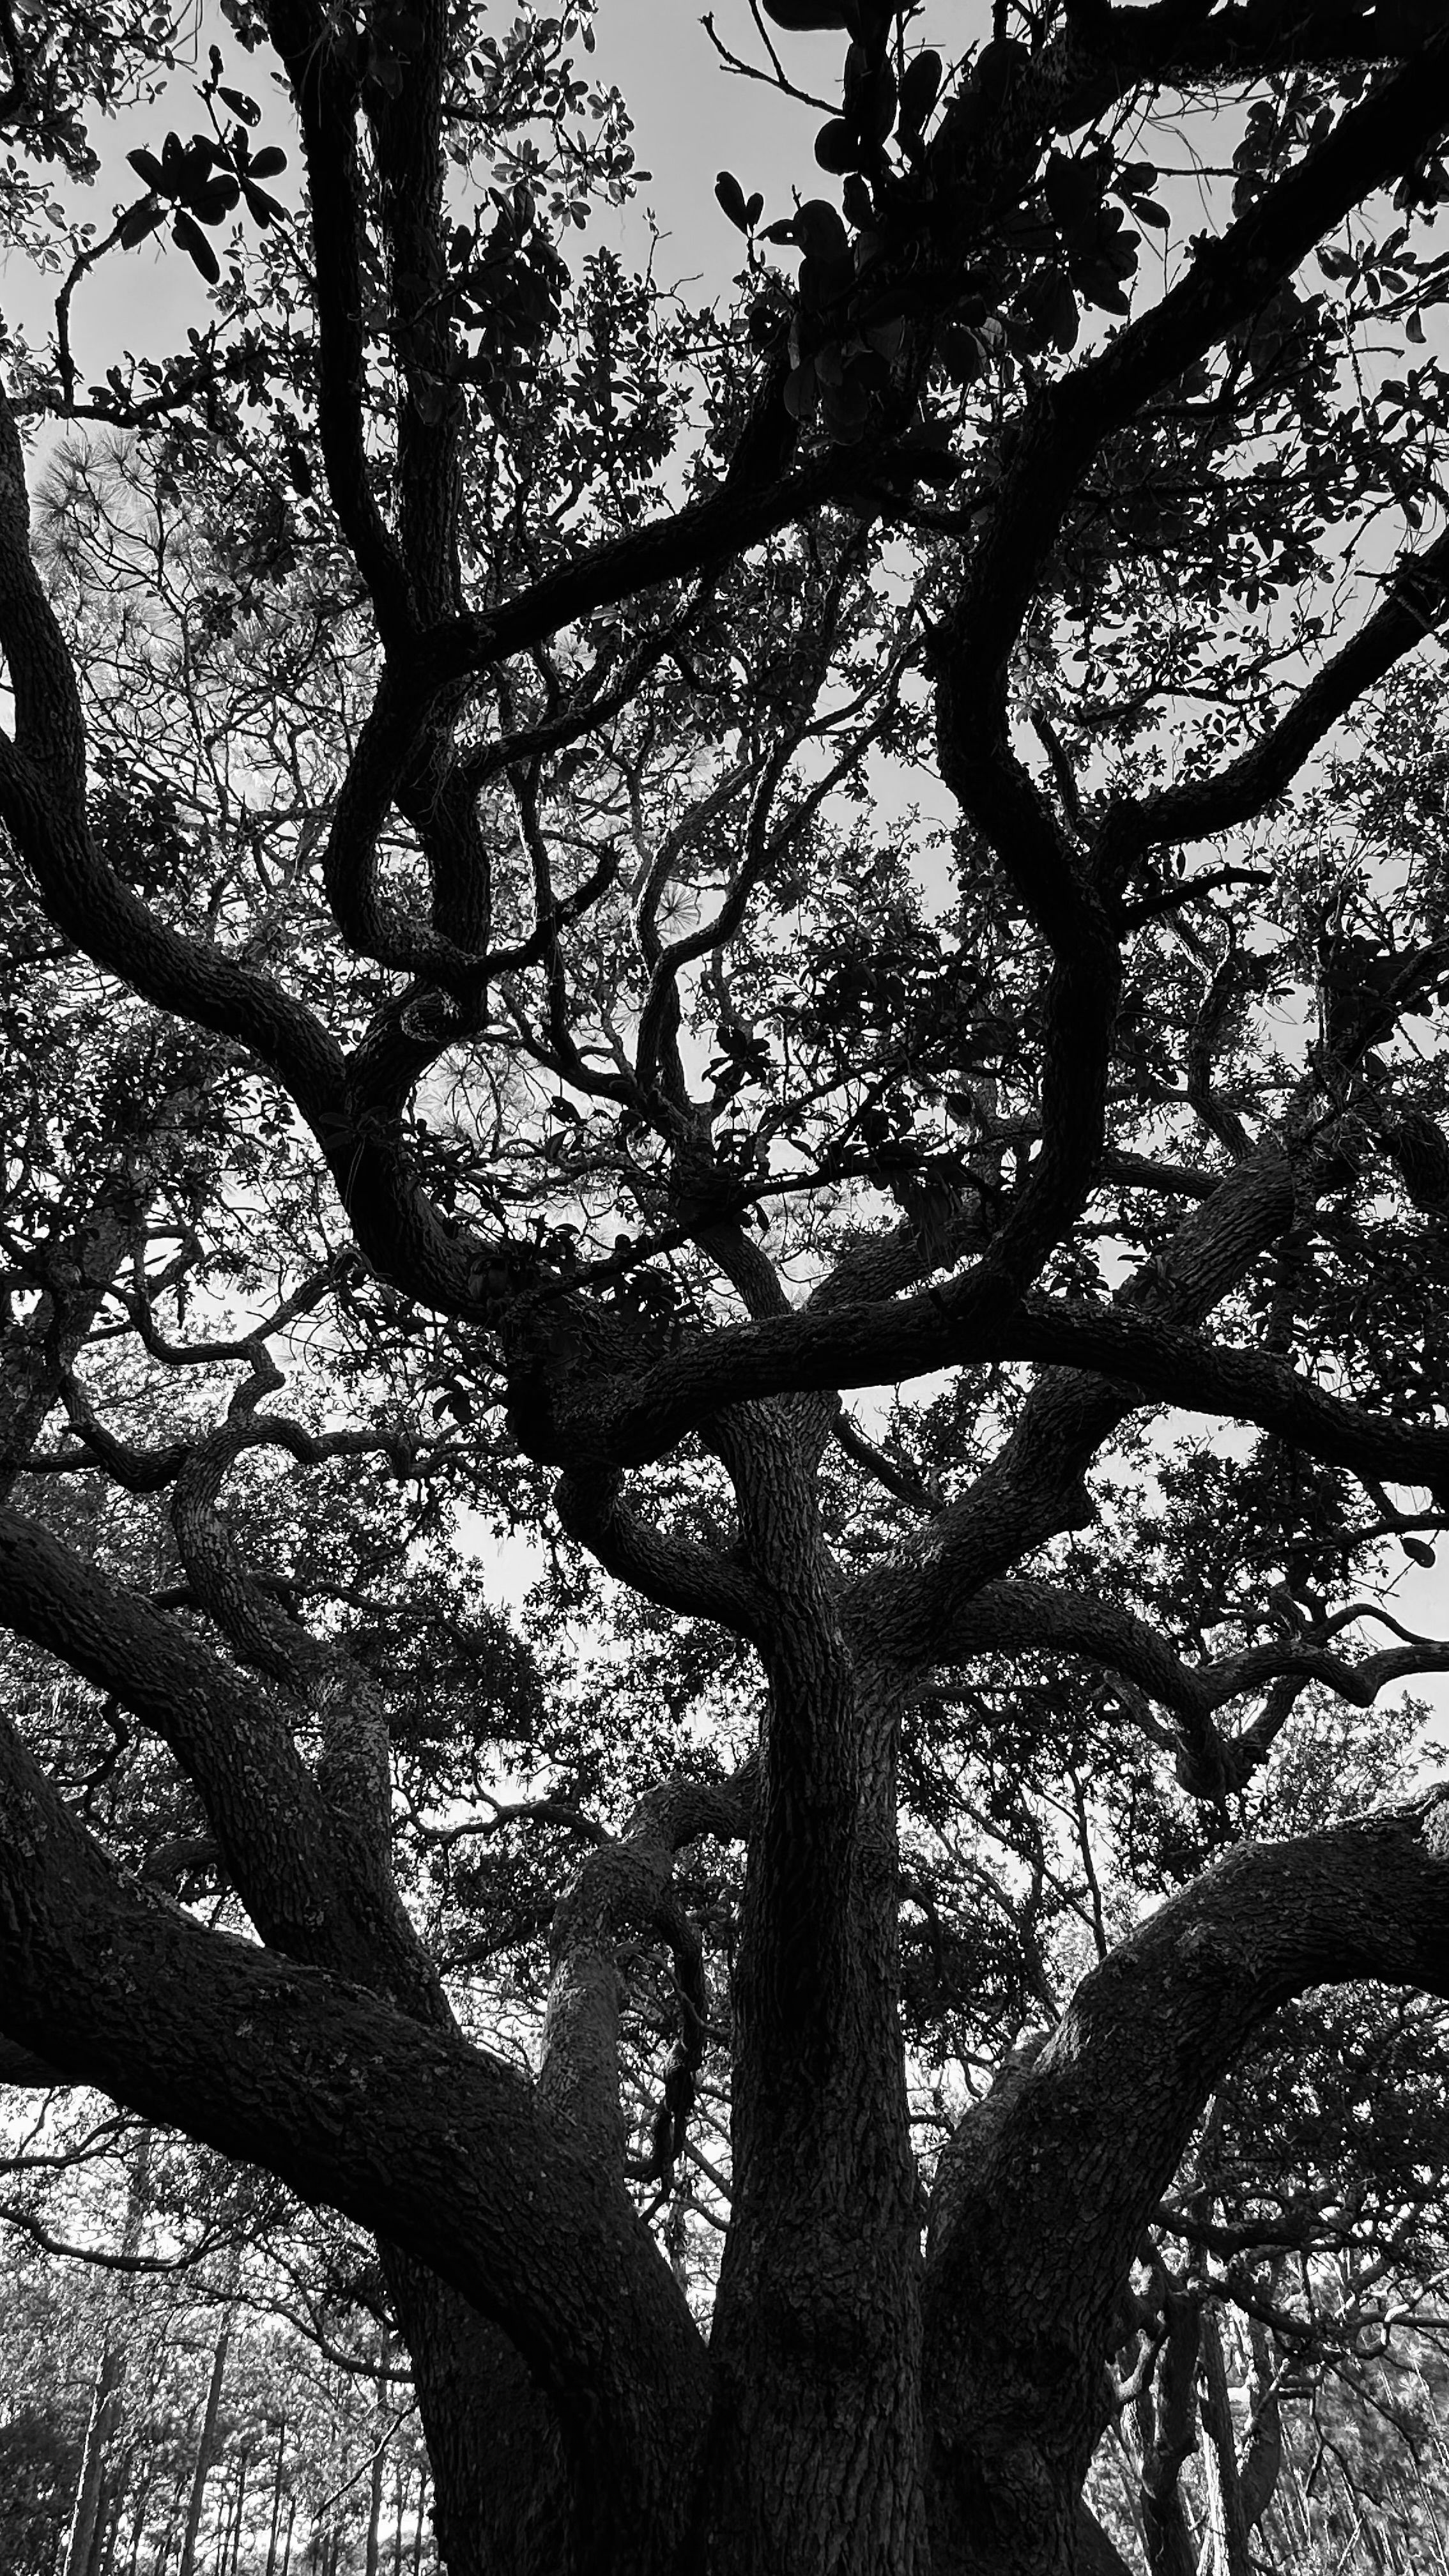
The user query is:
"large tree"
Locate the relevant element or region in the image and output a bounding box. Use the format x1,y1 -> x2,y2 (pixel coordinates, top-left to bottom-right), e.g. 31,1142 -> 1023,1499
8,1 -> 1449,2570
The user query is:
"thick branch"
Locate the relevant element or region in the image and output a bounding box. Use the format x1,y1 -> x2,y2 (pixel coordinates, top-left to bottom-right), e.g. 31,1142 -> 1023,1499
922,1793 -> 1449,2563
0,1701 -> 709,2571
0,1506 -> 423,1997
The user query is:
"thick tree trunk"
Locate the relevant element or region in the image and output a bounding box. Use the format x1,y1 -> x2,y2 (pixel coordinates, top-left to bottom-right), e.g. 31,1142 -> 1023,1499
693,1425 -> 928,2572
381,2264 -> 572,2576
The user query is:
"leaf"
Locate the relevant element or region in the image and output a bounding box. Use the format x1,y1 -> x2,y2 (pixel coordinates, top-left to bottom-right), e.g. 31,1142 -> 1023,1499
218,86 -> 260,123
745,190 -> 764,229
1077,258 -> 1131,316
714,170 -> 750,233
190,177 -> 241,226
792,198 -> 850,263
249,145 -> 288,180
976,36 -> 1029,105
815,119 -> 859,176
171,208 -> 220,283
897,48 -> 942,139
241,182 -> 286,227
937,323 -> 986,384
1044,149 -> 1104,239
119,201 -> 167,249
1029,266 -> 1080,353
782,358 -> 817,422
1407,307 -> 1426,344
126,146 -> 166,192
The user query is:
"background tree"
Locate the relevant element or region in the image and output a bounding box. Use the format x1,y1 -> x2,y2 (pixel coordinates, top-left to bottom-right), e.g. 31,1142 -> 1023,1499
12,2 -> 1449,2572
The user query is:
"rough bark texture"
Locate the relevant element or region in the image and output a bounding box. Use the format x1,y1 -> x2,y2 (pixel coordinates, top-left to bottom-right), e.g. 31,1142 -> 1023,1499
6,6 -> 1449,2573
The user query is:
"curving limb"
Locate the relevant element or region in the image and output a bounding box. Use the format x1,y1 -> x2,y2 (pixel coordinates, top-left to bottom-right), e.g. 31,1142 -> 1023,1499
0,1691 -> 710,2576
926,1574 -> 1449,1799
922,1793 -> 1449,2573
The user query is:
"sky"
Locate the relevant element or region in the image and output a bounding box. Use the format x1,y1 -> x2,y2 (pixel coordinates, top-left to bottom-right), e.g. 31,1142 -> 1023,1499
6,1 -> 1449,1711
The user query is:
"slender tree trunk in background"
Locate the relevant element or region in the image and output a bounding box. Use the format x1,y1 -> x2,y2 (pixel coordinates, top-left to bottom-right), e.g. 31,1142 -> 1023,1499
177,2311 -> 230,2576
155,2476 -> 183,2576
278,2494 -> 295,2576
63,2134 -> 153,2576
206,2478 -> 227,2576
365,2327 -> 390,2576
391,2464 -> 405,2576
226,2449 -> 248,2576
125,2469 -> 151,2576
1238,2320 -> 1283,2541
1198,2308 -> 1251,2576
410,2478 -> 424,2576
62,2347 -> 125,2576
97,2448 -> 132,2576
264,2421 -> 287,2576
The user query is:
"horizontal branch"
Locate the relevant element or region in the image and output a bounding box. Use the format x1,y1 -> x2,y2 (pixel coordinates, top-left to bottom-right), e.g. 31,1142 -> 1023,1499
934,1575 -> 1449,1796
512,1275 -> 1449,1505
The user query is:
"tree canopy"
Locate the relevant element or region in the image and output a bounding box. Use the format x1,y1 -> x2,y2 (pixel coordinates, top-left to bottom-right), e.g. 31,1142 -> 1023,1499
8,2 -> 1449,2571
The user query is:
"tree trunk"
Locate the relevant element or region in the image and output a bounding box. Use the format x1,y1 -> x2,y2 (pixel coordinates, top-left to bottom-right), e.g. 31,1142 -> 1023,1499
64,2135 -> 151,2576
686,1408 -> 928,2576
177,2312 -> 230,2576
125,2469 -> 152,2576
264,2421 -> 287,2576
365,2331 -> 389,2576
226,2450 -> 249,2576
62,2345 -> 125,2576
1136,2293 -> 1201,2576
378,2257 -> 573,2576
1197,2309 -> 1250,2576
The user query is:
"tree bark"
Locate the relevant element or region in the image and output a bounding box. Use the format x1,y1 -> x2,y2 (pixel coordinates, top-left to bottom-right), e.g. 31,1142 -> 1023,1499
1197,2309 -> 1250,2576
693,1416 -> 928,2575
61,2345 -> 125,2576
921,1795 -> 1449,2572
177,2310 -> 230,2576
